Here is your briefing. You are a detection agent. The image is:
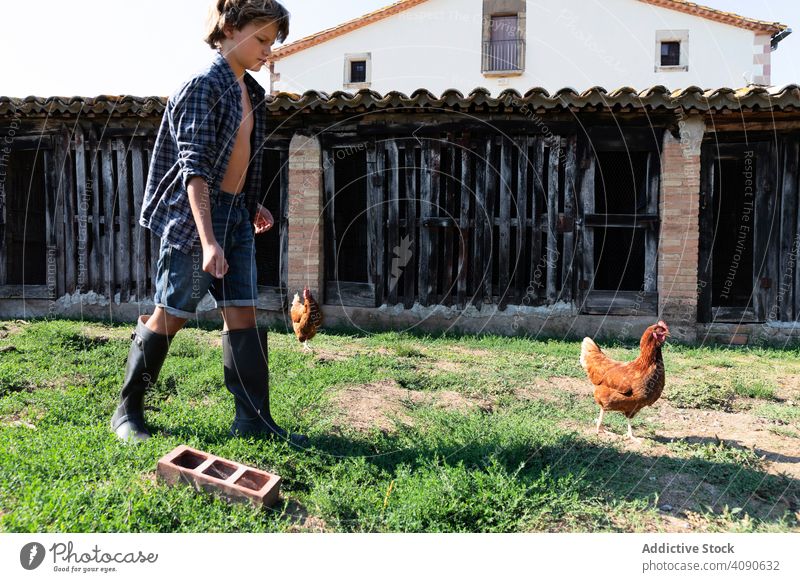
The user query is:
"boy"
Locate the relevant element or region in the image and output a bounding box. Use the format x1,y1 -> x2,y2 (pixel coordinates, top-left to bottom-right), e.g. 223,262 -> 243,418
111,0 -> 307,446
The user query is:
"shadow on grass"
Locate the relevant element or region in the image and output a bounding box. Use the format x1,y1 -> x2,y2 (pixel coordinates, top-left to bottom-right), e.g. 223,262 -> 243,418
652,435 -> 800,465
304,430 -> 800,529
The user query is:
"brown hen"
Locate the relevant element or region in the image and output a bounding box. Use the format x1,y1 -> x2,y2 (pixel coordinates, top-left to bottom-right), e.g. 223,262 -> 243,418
579,321 -> 670,440
290,287 -> 323,351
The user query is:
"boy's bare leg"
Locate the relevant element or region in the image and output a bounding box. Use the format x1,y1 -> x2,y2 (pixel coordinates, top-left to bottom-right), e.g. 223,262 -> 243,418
146,306 -> 188,336
221,306 -> 257,331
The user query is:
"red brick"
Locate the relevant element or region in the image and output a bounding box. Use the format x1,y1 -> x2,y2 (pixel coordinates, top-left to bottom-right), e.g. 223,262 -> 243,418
156,445 -> 281,508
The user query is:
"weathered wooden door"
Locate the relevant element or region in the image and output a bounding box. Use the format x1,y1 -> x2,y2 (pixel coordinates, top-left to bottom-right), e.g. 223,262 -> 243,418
699,142 -> 779,322
576,130 -> 661,315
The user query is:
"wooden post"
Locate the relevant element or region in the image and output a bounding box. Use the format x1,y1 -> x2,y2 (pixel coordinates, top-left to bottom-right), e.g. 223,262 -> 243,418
514,136 -> 529,306
779,138 -> 798,322
53,128 -> 68,298
483,137 -> 497,305
546,139 -> 560,303
90,143 -> 103,292
429,140 -> 441,304
143,143 -> 159,299
457,139 -> 473,309
697,143 -> 715,323
531,136 -> 545,303
577,137 -> 595,307
561,134 -> 577,303
498,137 -> 512,309
114,139 -> 131,302
74,131 -> 89,293
43,149 -> 57,300
644,150 -> 660,295
371,142 -> 386,306
418,140 -> 432,306
63,129 -> 76,294
131,142 -> 147,302
473,139 -> 487,309
387,140 -> 400,305
754,142 -> 779,321
101,140 -> 116,301
404,145 -> 417,309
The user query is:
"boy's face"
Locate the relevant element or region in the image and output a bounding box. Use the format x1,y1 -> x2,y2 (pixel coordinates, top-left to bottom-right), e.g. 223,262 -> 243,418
222,20 -> 280,73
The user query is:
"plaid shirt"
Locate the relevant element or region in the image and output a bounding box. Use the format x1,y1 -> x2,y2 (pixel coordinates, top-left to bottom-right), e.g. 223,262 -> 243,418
140,50 -> 267,254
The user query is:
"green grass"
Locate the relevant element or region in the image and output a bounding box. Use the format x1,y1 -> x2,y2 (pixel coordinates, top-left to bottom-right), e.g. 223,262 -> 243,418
730,375 -> 780,401
667,382 -> 736,411
753,403 -> 800,426
0,319 -> 798,533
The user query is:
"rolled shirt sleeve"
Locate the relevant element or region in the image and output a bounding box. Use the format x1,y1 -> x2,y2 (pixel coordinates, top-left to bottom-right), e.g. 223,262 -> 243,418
170,77 -> 219,191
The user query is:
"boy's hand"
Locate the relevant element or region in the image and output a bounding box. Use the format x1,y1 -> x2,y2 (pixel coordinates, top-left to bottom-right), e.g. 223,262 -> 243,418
254,204 -> 274,234
202,241 -> 229,279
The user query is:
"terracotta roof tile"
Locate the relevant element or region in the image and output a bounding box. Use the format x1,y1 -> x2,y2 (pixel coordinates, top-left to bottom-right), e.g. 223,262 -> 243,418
0,95 -> 165,117
638,0 -> 786,34
270,0 -> 428,61
4,86 -> 798,118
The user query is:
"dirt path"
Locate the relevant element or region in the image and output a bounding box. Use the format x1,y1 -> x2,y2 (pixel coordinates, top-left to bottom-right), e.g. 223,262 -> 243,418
331,379 -> 492,433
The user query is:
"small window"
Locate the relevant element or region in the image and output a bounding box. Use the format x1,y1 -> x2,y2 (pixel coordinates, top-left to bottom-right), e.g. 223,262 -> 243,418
660,41 -> 681,67
483,14 -> 525,73
350,60 -> 367,83
655,30 -> 689,72
344,53 -> 371,88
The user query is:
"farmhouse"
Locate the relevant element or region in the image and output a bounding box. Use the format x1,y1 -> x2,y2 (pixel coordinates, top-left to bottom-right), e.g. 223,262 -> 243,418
268,0 -> 790,95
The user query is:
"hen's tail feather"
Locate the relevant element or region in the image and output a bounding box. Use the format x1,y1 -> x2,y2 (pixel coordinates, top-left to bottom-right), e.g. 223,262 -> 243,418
580,337 -> 601,371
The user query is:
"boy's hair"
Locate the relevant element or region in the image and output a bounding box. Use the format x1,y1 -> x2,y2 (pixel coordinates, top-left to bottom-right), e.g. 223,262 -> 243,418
205,0 -> 290,49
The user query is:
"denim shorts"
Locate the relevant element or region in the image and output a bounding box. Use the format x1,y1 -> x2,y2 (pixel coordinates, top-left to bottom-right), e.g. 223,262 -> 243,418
153,190 -> 258,318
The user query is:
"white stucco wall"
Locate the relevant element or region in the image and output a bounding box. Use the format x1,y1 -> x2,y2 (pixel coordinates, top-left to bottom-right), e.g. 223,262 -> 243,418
272,0 -> 763,95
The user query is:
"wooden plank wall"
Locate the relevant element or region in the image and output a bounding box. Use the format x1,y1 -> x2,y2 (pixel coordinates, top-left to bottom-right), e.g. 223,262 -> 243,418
17,126 -> 158,302
3,123 -> 289,307
328,131 -> 580,309
10,120 -> 800,322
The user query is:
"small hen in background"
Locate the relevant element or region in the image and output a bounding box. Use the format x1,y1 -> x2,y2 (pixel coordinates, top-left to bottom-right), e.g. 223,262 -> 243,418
290,287 -> 323,351
580,321 -> 670,441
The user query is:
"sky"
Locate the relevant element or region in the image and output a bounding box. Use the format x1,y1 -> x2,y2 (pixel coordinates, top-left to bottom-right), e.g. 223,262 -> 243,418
1,0 -> 798,97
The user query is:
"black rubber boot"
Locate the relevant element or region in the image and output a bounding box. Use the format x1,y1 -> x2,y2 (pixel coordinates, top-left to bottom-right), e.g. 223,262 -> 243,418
223,327 -> 308,447
110,315 -> 173,443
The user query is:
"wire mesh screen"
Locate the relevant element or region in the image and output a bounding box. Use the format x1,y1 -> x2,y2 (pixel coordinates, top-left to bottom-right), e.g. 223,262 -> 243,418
595,151 -> 648,214
593,228 -> 646,291
330,148 -> 369,283
5,150 -> 47,285
254,149 -> 285,287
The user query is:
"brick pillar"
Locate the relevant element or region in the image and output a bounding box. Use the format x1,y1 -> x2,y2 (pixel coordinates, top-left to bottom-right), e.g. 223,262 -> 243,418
658,113 -> 704,340
287,132 -> 324,297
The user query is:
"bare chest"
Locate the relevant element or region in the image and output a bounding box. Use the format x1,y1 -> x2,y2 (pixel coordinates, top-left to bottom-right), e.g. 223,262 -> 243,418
238,85 -> 253,138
